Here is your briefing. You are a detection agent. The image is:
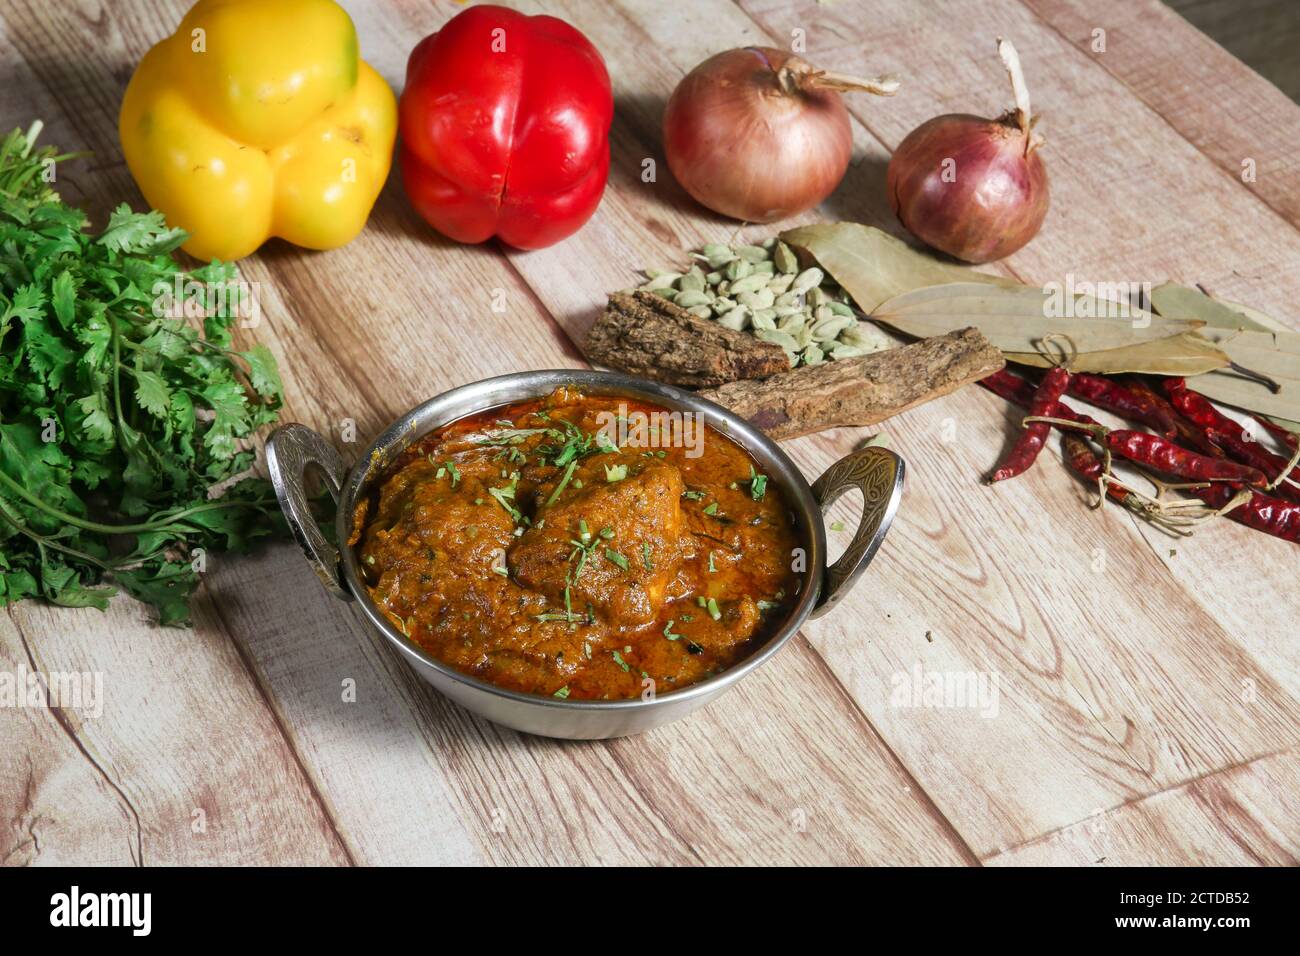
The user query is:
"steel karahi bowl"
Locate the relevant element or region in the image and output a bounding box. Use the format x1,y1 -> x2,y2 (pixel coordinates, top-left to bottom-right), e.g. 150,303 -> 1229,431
268,369 -> 903,739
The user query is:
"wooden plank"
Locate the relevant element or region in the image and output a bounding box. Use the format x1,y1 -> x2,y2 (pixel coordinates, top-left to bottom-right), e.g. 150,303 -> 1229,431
2,0 -> 1297,866
0,0 -> 351,866
0,619 -> 137,865
1025,0 -> 1300,231
3,600 -> 349,864
986,746 -> 1300,865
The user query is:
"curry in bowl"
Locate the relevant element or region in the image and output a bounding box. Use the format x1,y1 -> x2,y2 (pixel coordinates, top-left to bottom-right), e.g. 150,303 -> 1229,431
349,387 -> 801,700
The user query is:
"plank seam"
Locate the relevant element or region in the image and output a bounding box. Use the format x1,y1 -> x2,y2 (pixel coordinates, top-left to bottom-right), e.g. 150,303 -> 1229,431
979,741 -> 1300,862
1018,0 -> 1300,240
10,610 -> 144,866
793,635 -> 983,865
205,595 -> 358,866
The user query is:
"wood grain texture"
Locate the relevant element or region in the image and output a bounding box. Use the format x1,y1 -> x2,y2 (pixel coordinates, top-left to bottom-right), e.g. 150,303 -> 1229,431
1,0 -> 1298,866
1026,0 -> 1300,230
985,746 -> 1300,865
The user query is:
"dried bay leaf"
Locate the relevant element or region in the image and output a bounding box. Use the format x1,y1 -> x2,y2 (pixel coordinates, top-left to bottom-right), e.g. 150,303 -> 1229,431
1006,332 -> 1230,375
1150,282 -> 1291,334
1214,298 -> 1293,335
872,282 -> 1209,358
1151,282 -> 1300,425
1186,333 -> 1300,426
779,223 -> 1017,312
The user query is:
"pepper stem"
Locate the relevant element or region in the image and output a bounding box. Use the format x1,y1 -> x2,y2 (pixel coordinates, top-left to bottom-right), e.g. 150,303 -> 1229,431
1267,440 -> 1300,492
1022,415 -> 1102,438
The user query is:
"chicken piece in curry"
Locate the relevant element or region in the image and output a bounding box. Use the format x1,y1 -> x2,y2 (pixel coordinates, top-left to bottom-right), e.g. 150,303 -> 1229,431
350,388 -> 800,700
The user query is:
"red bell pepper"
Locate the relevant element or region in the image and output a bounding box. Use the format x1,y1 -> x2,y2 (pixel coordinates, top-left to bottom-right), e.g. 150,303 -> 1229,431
399,5 -> 614,250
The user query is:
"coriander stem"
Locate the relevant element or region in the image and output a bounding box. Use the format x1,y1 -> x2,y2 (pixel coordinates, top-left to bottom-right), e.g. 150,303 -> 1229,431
0,467 -> 273,534
0,499 -> 115,571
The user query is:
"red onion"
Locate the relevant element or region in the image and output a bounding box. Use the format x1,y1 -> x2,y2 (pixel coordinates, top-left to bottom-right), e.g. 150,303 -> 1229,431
887,38 -> 1048,263
664,47 -> 898,223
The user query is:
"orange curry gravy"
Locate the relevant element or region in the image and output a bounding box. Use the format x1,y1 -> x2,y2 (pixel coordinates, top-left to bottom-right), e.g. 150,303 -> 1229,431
349,387 -> 801,700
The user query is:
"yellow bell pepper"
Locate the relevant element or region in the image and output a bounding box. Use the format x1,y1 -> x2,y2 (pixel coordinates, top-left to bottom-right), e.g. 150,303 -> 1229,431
119,0 -> 397,262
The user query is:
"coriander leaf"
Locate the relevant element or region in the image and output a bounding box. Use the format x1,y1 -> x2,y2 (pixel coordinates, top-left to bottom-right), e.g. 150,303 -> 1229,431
51,270 -> 76,328
240,344 -> 282,400
0,122 -> 286,625
75,393 -> 114,444
131,366 -> 171,418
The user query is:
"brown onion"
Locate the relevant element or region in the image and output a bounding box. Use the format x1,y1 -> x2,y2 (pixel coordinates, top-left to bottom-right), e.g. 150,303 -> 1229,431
664,47 -> 898,222
887,38 -> 1048,263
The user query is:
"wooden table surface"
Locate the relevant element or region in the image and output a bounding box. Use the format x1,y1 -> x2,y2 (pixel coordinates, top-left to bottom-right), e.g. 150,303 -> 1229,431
2,0 -> 1298,867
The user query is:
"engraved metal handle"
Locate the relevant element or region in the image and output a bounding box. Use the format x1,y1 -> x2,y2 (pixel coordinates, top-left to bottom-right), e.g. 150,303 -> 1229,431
811,446 -> 905,618
266,424 -> 351,601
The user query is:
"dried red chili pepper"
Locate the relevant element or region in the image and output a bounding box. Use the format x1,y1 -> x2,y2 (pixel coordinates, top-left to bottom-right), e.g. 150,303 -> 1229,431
989,366 -> 1071,482
980,368 -> 1096,425
1184,483 -> 1300,543
1104,430 -> 1268,487
1067,373 -> 1178,437
1124,377 -> 1225,459
1162,378 -> 1300,485
1061,432 -> 1133,505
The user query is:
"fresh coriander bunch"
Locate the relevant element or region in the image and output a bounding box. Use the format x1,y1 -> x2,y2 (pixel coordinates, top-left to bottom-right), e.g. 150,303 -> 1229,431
0,121 -> 286,624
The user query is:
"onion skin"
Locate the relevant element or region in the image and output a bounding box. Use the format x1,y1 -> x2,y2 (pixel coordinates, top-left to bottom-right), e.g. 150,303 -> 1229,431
887,112 -> 1048,263
664,48 -> 874,223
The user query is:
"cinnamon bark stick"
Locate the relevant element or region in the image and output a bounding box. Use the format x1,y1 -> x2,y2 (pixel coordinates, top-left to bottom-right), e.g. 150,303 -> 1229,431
584,291 -> 790,387
700,327 -> 1004,439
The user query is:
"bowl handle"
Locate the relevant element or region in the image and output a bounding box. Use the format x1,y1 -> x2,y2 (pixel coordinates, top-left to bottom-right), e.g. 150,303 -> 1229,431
266,424 -> 351,601
810,446 -> 905,619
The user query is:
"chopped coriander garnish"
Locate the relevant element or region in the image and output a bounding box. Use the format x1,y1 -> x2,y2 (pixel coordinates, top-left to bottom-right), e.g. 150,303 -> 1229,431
748,465 -> 767,501
612,650 -> 630,671
443,460 -> 461,487
830,520 -> 846,532
604,463 -> 627,482
488,473 -> 523,522
553,686 -> 571,699
545,458 -> 577,507
702,502 -> 719,516
605,548 -> 629,571
706,597 -> 721,621
641,542 -> 653,571
682,489 -> 706,500
707,552 -> 716,573
663,619 -> 682,640
599,526 -> 615,539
